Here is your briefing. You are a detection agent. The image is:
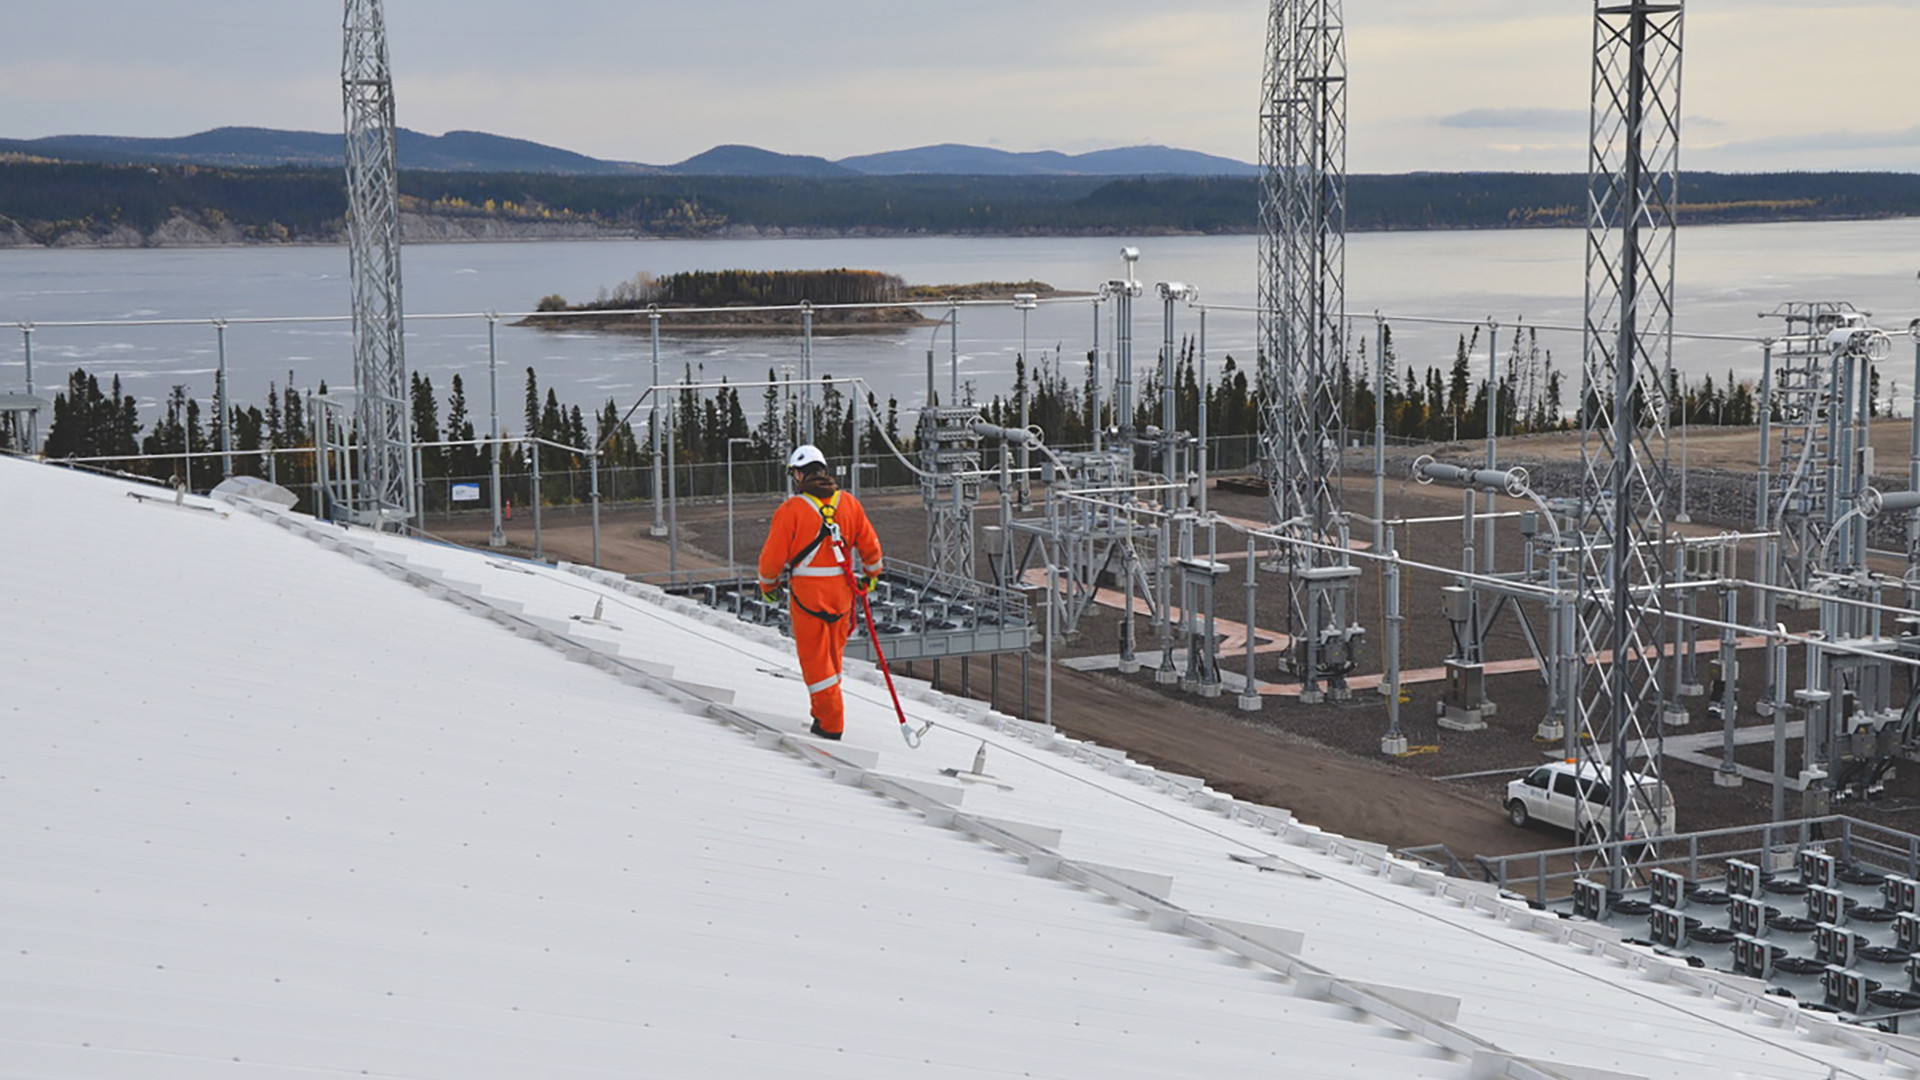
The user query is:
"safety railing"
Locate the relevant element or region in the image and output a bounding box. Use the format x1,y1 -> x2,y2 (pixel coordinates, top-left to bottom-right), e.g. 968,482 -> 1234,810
1474,815 -> 1920,905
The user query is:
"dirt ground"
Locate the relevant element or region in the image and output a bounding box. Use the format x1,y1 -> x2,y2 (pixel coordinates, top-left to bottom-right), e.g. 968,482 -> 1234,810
428,419 -> 1920,876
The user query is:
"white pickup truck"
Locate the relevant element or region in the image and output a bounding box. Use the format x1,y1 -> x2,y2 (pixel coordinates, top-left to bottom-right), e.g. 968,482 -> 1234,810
1505,760 -> 1676,844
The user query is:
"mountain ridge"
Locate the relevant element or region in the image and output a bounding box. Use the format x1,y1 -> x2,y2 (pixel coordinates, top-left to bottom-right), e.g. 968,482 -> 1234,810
0,126 -> 1257,177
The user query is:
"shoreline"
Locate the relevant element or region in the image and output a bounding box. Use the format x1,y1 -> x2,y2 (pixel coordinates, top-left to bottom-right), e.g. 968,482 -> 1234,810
9,207 -> 1920,252
28,210 -> 1901,253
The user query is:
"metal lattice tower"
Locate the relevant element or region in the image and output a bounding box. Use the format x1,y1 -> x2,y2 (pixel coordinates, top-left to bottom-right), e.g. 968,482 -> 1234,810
1576,0 -> 1684,874
342,0 -> 414,525
1257,0 -> 1359,702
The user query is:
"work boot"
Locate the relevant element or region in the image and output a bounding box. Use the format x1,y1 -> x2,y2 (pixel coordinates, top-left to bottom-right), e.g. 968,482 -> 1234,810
809,719 -> 842,741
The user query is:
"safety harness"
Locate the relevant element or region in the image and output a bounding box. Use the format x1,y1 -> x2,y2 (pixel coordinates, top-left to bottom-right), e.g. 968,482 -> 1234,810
786,492 -> 848,624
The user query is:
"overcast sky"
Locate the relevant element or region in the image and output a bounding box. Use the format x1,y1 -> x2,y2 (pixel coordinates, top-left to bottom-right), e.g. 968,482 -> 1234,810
7,1 -> 1919,173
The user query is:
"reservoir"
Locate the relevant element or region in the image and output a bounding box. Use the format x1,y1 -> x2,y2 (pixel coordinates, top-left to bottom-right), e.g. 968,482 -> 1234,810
2,219 -> 1919,425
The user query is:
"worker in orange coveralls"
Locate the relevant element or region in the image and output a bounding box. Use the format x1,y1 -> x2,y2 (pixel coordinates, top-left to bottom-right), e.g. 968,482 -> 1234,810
757,445 -> 883,741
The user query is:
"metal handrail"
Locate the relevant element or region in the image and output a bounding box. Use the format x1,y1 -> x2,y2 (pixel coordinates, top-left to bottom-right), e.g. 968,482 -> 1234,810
1473,814 -> 1920,905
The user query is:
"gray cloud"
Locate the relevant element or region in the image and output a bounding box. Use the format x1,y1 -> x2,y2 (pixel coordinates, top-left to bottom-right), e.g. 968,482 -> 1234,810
1710,125 -> 1920,155
1437,108 -> 1586,131
7,1 -> 1919,174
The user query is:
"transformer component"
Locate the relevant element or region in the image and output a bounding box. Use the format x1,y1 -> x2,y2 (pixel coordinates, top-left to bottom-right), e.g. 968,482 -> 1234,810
918,404 -> 982,583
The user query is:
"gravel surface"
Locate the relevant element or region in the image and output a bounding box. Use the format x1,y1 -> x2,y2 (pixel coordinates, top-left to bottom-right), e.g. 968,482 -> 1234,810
428,420 -> 1920,873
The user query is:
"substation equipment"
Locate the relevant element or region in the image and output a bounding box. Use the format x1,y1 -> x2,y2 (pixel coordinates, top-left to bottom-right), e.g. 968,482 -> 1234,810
1747,308 -> 1920,814
366,0 -> 1920,872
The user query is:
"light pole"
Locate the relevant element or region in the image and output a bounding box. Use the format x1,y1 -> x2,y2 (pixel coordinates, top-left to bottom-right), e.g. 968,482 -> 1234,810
487,314 -> 505,548
726,436 -> 754,571
214,319 -> 231,479
1014,292 -> 1037,507
923,310 -> 958,407
1156,281 -> 1195,516
649,306 -> 666,537
20,322 -> 35,454
1677,372 -> 1691,524
178,383 -> 194,494
780,362 -> 795,463
1109,247 -> 1143,446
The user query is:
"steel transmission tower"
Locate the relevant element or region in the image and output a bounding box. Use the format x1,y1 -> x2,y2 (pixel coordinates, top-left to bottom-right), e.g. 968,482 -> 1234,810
1257,0 -> 1360,702
1576,0 -> 1684,875
341,0 -> 414,525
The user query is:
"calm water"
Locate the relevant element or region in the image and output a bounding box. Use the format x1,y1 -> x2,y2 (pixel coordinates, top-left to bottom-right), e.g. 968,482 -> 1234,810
2,220 -> 1918,424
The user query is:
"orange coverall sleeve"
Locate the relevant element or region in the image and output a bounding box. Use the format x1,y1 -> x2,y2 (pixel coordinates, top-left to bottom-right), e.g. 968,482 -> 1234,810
756,497 -> 810,590
839,493 -> 883,574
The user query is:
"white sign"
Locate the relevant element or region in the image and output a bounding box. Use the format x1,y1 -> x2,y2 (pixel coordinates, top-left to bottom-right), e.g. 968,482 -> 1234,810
451,482 -> 481,503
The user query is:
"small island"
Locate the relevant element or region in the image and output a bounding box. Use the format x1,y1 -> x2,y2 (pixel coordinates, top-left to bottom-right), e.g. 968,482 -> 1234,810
515,269 -> 1068,334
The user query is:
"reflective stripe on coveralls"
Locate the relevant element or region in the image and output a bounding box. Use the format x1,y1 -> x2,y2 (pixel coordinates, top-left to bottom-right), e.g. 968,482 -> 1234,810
756,488 -> 882,735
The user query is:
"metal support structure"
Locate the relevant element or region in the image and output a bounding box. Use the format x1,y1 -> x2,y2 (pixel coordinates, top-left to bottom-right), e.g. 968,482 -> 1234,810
1089,298 -> 1104,452
1412,458 -> 1580,745
726,436 -> 754,572
1008,449 -> 1154,640
1015,292 -> 1038,508
1760,301 -> 1869,597
531,440 -> 544,561
1755,339 -> 1780,715
1744,305 -> 1907,804
1440,488 -> 1490,730
486,315 -> 505,547
1103,250 -> 1143,444
1804,331 -> 1899,798
214,320 -> 231,479
1909,324 -> 1920,581
1259,0 -> 1360,702
800,302 -> 815,447
1179,531 -> 1228,699
1381,519 -> 1406,753
341,0 -> 414,527
649,307 -> 666,537
1577,0 -> 1684,881
20,323 -> 37,454
590,452 -> 601,568
919,406 -> 980,584
1197,306 -> 1211,519
1712,578 -> 1743,786
1239,534 -> 1264,711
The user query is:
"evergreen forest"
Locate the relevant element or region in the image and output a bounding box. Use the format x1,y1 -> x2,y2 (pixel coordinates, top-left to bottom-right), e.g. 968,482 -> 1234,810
7,159 -> 1920,245
21,319 -> 1775,517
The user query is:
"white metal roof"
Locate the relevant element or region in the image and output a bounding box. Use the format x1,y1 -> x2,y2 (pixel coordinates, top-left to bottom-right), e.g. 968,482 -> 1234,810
3,454 -> 1917,1080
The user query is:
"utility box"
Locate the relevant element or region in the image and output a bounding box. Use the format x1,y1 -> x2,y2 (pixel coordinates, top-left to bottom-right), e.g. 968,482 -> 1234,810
1440,660 -> 1488,731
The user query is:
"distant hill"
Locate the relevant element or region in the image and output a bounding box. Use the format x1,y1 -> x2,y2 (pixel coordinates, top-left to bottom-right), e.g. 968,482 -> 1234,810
838,143 -> 1258,177
6,158 -> 1920,249
668,144 -> 855,177
0,126 -> 659,174
0,126 -> 1254,177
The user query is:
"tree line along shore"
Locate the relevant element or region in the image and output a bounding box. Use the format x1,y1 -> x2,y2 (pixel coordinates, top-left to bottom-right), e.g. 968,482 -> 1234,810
515,268 -> 1071,333
20,311 -> 1788,521
5,160 -> 1920,247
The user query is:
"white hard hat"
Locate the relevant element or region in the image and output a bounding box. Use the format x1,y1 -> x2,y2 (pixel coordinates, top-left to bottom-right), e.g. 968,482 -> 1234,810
787,444 -> 827,470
